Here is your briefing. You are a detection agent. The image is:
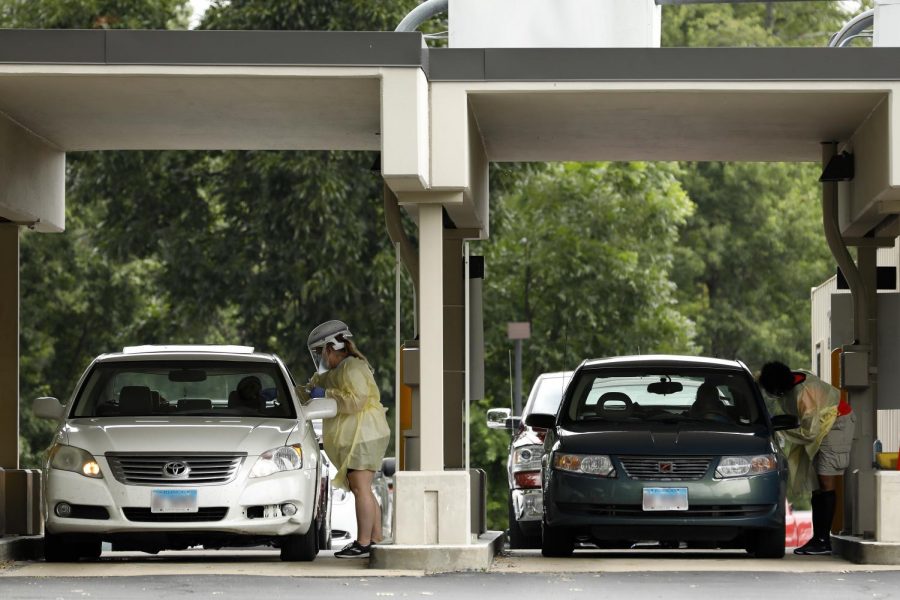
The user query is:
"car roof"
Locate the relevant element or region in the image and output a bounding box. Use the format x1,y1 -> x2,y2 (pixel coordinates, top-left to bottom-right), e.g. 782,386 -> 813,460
94,345 -> 279,363
535,371 -> 575,380
580,354 -> 746,370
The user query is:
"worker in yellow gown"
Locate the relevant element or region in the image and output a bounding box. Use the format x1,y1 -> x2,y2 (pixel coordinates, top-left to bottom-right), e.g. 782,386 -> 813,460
299,320 -> 390,559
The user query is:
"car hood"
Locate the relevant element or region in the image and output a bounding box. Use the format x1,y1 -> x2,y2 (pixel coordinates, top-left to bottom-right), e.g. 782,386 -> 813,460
556,425 -> 773,456
63,418 -> 299,456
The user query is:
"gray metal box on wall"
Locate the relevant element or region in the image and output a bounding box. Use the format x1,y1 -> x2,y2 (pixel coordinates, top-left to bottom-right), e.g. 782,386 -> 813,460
832,293 -> 900,409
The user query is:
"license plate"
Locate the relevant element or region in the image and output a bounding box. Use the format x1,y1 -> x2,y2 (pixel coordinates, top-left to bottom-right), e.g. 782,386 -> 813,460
151,489 -> 198,513
642,487 -> 688,511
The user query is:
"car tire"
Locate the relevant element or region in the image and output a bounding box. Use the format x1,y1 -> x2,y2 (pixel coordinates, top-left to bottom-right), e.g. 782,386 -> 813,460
507,495 -> 541,549
280,524 -> 319,562
540,521 -> 574,557
749,525 -> 785,559
44,533 -> 90,562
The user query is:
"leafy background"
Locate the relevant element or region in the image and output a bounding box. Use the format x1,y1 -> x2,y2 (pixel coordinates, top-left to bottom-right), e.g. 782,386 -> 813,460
2,0 -> 867,528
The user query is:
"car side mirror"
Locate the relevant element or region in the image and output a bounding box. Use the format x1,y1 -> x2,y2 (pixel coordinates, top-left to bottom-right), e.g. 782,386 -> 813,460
487,407 -> 513,429
33,396 -> 66,420
304,397 -> 337,420
771,413 -> 799,431
524,413 -> 556,429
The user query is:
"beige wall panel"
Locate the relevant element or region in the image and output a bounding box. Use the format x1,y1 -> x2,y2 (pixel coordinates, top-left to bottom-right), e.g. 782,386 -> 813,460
0,115 -> 64,232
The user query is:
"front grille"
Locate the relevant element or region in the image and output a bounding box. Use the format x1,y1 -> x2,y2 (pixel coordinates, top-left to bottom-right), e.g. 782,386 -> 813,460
106,453 -> 246,486
557,502 -> 772,517
618,456 -> 712,481
123,507 -> 229,522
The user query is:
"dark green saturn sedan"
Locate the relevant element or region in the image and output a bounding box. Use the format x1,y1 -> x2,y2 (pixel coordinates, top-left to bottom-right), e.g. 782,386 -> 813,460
525,355 -> 798,558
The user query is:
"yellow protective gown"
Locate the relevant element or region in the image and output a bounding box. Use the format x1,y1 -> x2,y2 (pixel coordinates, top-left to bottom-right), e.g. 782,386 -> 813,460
766,370 -> 839,503
301,356 -> 390,491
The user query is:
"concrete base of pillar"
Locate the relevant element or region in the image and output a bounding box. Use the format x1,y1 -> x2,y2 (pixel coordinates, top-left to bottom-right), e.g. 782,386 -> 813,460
0,535 -> 43,562
0,469 -> 43,536
393,471 -> 471,545
369,531 -> 504,573
833,534 -> 900,564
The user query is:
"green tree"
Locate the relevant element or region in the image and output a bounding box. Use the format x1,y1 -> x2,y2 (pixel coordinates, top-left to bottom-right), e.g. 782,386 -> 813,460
662,3 -> 857,371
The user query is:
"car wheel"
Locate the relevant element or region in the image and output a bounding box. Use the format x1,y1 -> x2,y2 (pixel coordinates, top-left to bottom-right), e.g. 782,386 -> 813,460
44,533 -> 88,562
280,524 -> 319,562
749,525 -> 785,559
507,495 -> 541,549
541,520 -> 574,557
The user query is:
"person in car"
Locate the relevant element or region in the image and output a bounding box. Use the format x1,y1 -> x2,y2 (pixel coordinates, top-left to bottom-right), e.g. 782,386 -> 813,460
759,361 -> 855,556
299,320 -> 390,559
228,375 -> 265,412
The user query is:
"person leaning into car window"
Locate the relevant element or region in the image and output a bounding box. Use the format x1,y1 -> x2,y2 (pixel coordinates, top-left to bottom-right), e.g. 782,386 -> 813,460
298,320 -> 390,559
759,361 -> 855,556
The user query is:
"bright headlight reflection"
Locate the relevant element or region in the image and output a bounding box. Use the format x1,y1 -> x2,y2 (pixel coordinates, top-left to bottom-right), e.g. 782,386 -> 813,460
49,444 -> 103,479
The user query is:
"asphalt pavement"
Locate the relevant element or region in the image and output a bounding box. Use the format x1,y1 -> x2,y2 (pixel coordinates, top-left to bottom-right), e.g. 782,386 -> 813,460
3,547 -> 900,599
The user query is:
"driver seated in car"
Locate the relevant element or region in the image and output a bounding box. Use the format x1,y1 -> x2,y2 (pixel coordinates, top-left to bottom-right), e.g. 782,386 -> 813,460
230,375 -> 265,412
689,383 -> 732,422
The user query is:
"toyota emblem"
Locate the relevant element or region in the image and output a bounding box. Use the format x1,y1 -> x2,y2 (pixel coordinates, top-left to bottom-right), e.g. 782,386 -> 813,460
162,460 -> 190,479
658,461 -> 674,474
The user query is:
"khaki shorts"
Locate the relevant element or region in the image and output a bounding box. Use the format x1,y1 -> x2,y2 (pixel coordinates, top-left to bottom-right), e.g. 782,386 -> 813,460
815,412 -> 857,476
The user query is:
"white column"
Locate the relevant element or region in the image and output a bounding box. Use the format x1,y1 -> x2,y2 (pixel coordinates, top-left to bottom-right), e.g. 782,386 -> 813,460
418,204 -> 444,471
0,223 -> 19,469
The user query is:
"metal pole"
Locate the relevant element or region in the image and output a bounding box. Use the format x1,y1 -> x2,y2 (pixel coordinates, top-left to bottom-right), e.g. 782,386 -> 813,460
394,242 -> 401,468
464,242 -> 470,472
514,339 -> 523,416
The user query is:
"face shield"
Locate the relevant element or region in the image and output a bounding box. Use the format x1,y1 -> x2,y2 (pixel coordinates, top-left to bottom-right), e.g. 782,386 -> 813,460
307,320 -> 352,373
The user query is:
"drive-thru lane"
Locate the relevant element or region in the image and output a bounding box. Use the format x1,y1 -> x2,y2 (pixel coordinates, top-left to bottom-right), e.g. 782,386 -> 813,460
2,568 -> 900,600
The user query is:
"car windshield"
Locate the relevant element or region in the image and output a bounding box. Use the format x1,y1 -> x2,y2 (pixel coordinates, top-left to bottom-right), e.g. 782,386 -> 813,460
562,367 -> 761,427
527,375 -> 572,416
70,360 -> 296,419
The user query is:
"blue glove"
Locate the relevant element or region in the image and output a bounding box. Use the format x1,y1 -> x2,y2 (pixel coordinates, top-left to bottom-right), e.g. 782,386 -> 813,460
310,386 -> 326,399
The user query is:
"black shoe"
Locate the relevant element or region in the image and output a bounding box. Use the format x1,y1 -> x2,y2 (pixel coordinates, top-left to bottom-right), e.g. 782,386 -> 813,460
794,538 -> 832,556
334,541 -> 371,558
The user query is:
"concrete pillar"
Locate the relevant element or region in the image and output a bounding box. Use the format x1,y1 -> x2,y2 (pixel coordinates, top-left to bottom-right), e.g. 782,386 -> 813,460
419,204 -> 445,471
0,223 -> 19,470
849,245 -> 879,536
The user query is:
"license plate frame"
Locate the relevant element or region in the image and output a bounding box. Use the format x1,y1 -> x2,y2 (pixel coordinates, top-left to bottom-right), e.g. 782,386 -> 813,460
151,489 -> 199,513
642,487 -> 688,511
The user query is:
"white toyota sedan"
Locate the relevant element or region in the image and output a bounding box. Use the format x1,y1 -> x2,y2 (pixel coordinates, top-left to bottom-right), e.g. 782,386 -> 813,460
32,345 -> 336,562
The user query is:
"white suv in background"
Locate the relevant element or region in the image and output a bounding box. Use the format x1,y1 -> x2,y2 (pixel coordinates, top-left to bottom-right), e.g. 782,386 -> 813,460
33,345 -> 336,562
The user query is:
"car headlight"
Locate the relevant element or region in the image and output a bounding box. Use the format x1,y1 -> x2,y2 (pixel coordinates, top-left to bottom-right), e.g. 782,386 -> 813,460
552,452 -> 615,477
249,445 -> 303,478
715,454 -> 777,478
512,444 -> 543,472
48,444 -> 103,478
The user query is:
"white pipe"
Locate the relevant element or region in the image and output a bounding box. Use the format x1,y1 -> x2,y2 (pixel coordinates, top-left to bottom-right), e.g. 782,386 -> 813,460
829,9 -> 874,48
396,0 -> 448,32
464,242 -> 471,473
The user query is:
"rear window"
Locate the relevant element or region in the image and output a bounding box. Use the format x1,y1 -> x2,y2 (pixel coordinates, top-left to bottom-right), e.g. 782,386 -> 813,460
527,376 -> 572,417
562,367 -> 761,427
70,360 -> 296,419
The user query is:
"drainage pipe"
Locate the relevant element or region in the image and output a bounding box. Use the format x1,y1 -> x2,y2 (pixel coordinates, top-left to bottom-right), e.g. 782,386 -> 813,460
821,142 -> 869,347
383,183 -> 419,337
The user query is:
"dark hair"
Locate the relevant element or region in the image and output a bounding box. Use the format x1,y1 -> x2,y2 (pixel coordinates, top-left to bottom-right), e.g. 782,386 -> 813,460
759,361 -> 794,395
